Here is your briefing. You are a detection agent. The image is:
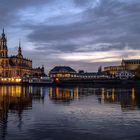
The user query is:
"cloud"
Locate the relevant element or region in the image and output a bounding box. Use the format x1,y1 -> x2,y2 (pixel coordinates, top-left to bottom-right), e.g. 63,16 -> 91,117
0,0 -> 53,27
74,0 -> 98,8
0,0 -> 140,72
27,0 -> 140,51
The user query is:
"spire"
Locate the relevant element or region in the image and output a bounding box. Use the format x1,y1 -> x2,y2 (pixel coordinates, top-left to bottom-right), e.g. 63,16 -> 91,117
2,28 -> 5,38
42,65 -> 44,69
17,41 -> 23,58
19,40 -> 21,49
0,28 -> 8,58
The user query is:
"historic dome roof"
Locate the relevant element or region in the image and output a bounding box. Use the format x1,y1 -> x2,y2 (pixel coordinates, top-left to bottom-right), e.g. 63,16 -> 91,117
50,66 -> 76,73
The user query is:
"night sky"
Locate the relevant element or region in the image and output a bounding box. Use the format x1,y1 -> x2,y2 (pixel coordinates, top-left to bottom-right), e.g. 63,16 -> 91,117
0,0 -> 140,72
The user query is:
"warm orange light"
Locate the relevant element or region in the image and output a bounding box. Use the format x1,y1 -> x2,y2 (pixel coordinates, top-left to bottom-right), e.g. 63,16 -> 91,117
11,78 -> 14,81
0,77 -> 22,83
15,78 -> 21,82
55,78 -> 59,81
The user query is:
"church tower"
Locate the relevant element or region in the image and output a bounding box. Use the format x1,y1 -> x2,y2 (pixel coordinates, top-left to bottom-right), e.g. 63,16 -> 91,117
17,41 -> 23,58
0,29 -> 8,57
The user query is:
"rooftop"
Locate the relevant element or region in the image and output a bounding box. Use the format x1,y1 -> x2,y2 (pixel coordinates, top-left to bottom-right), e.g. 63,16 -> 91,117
122,59 -> 140,64
50,66 -> 76,73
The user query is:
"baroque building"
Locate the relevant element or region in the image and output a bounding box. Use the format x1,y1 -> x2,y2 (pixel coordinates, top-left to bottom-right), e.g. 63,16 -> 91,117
0,29 -> 44,78
121,59 -> 140,72
49,66 -> 76,79
104,65 -> 125,76
104,59 -> 140,76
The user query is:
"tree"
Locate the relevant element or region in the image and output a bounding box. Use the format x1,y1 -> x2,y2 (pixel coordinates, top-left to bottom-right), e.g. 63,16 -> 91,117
98,66 -> 102,74
135,66 -> 140,79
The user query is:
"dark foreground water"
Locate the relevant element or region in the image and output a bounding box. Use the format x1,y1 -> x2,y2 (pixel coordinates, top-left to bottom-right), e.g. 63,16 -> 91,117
0,86 -> 140,140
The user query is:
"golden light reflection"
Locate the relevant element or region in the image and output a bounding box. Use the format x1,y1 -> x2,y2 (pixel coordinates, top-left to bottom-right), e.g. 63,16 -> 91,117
0,85 -> 45,136
132,88 -> 135,101
0,77 -> 22,83
106,90 -> 109,99
102,88 -> 105,100
49,87 -> 79,101
49,87 -> 53,96
99,87 -> 140,109
74,87 -> 79,99
0,86 -> 22,97
112,88 -> 115,101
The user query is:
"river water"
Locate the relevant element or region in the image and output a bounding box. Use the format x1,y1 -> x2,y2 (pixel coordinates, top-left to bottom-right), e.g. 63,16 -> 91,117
0,85 -> 140,140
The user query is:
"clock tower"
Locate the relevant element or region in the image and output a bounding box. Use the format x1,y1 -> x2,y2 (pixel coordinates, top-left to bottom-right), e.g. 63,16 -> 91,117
0,29 -> 8,57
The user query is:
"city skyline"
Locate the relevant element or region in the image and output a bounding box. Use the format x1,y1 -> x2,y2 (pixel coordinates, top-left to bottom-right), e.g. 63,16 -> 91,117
0,0 -> 140,72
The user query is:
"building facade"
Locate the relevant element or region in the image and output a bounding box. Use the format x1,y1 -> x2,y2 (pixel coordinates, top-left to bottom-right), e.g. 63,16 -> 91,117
0,29 -> 44,78
49,66 -> 108,80
104,65 -> 124,76
104,59 -> 140,76
116,70 -> 133,79
49,66 -> 76,79
122,59 -> 140,72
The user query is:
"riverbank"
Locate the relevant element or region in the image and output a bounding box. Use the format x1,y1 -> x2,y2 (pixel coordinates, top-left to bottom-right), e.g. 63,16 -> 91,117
53,79 -> 140,87
0,79 -> 140,87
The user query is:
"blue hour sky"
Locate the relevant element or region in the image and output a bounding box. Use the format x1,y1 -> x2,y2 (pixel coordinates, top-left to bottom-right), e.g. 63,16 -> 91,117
0,0 -> 140,72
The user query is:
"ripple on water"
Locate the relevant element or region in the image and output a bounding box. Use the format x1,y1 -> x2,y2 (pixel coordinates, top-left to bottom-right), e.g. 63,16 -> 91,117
0,86 -> 140,140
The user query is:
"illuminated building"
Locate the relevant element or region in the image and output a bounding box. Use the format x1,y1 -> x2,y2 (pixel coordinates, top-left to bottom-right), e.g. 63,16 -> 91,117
104,65 -> 124,76
49,66 -> 108,80
122,59 -> 140,72
77,68 -> 108,79
0,29 -> 44,78
76,72 -> 97,79
104,59 -> 140,76
49,66 -> 76,79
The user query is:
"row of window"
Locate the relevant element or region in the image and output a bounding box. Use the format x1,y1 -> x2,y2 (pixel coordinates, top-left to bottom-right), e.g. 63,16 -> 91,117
124,61 -> 140,64
104,67 -> 124,71
50,74 -> 107,78
0,70 -> 22,77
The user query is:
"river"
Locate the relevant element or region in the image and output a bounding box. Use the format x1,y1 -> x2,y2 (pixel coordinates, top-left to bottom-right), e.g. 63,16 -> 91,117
0,85 -> 140,140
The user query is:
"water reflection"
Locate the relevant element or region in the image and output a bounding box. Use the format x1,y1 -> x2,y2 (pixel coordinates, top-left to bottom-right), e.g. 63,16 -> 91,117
0,86 -> 140,140
99,88 -> 140,110
49,87 -> 140,110
0,86 -> 45,139
49,87 -> 79,103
